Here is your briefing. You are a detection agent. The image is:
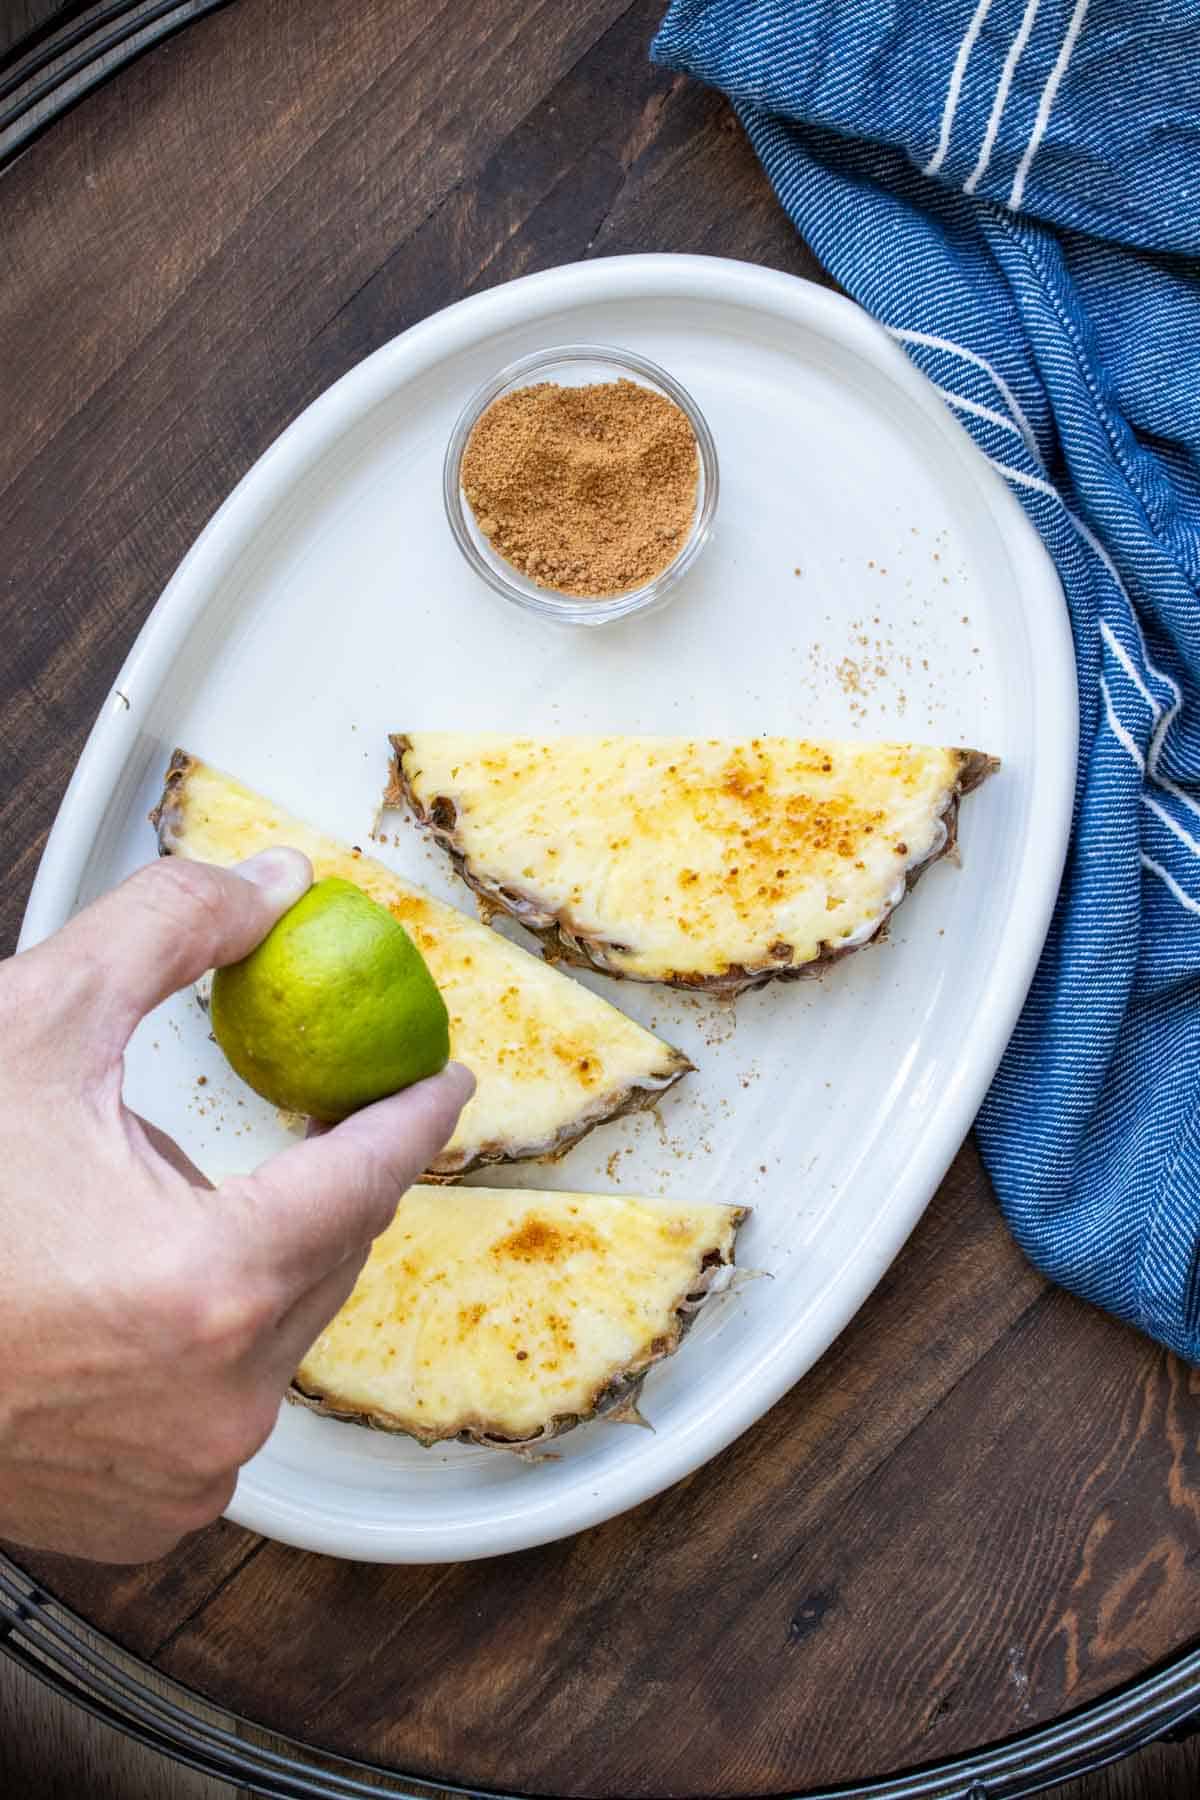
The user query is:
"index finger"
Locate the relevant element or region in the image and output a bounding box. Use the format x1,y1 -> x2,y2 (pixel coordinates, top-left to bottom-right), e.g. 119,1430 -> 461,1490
36,851 -> 313,1057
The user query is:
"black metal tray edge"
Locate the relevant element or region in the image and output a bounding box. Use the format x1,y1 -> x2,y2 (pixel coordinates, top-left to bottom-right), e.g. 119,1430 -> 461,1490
4,1553 -> 1200,1800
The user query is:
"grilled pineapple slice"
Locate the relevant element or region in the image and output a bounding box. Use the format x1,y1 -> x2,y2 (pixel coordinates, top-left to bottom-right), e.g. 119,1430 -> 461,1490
151,753 -> 690,1176
389,733 -> 997,995
291,1184 -> 746,1447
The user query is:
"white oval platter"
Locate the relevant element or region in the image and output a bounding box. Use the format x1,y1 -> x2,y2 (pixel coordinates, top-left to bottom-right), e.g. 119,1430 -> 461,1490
19,255 -> 1076,1562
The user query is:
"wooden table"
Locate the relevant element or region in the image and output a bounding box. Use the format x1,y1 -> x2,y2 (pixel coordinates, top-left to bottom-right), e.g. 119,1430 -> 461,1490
3,3 -> 1200,1796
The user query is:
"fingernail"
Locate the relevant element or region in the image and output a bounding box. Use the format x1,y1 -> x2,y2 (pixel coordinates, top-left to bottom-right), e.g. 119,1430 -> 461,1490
235,847 -> 313,911
442,1061 -> 476,1105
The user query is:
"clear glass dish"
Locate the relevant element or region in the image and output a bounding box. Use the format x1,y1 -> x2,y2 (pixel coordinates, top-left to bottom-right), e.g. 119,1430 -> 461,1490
442,343 -> 719,627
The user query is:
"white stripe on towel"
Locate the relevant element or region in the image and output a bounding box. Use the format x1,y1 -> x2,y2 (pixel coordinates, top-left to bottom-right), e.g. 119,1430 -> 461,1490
965,0 -> 1042,194
1068,512 -> 1180,710
891,327 -> 1044,463
1142,853 -> 1200,918
1100,620 -> 1162,719
1143,794 -> 1200,861
966,450 -> 1200,871
934,384 -> 1030,440
923,0 -> 997,175
1066,516 -> 1200,827
1102,677 -> 1146,771
1009,0 -> 1089,209
982,454 -> 1058,498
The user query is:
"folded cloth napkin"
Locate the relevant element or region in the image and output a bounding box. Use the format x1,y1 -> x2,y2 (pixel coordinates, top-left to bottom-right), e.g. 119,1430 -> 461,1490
653,0 -> 1200,1360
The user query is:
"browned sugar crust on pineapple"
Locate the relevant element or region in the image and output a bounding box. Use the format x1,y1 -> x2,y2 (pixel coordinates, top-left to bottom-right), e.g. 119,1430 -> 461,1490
387,736 -> 999,997
287,1208 -> 747,1451
149,750 -> 692,1177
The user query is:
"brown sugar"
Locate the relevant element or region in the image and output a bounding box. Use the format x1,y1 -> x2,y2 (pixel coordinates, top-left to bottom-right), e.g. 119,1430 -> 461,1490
461,378 -> 699,597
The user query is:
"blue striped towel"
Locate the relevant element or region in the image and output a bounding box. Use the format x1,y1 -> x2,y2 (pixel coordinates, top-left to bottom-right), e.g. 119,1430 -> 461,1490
653,0 -> 1200,1360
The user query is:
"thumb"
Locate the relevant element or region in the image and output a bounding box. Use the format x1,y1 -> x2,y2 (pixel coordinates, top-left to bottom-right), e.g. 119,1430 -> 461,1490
229,1062 -> 476,1295
39,850 -> 313,1054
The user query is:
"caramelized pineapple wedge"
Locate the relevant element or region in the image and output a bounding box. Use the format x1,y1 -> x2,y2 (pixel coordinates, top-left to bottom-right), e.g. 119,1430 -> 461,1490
292,1184 -> 746,1449
151,753 -> 690,1176
389,733 -> 997,996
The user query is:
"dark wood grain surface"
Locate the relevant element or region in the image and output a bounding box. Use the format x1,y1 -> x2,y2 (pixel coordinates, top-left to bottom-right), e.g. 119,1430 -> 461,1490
3,2 -> 1199,1796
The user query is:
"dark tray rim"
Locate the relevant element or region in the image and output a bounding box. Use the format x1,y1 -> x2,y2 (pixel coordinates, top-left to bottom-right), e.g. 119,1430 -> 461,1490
3,1553 -> 1200,1800
0,0 -> 238,174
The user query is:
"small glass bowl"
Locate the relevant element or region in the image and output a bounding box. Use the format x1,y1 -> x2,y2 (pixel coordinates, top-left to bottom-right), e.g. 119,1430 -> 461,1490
443,344 -> 719,627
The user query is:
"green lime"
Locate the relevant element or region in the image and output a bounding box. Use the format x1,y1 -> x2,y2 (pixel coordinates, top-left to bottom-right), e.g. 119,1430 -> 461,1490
211,876 -> 450,1122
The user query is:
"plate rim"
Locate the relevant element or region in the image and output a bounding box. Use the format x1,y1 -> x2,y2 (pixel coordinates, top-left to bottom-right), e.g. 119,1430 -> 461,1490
19,253 -> 1078,1561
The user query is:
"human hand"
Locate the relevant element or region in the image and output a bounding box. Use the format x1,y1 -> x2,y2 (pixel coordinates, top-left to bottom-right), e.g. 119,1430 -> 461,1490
0,851 -> 473,1563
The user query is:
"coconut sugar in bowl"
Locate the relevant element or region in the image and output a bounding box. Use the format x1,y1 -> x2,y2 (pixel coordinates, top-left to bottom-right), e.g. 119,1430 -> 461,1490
443,346 -> 718,626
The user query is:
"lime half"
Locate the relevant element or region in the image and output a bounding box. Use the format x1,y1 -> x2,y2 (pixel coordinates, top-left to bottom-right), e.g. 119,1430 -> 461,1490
211,876 -> 450,1121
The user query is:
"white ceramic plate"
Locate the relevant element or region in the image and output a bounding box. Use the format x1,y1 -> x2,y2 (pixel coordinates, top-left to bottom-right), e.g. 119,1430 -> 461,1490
20,255 -> 1076,1563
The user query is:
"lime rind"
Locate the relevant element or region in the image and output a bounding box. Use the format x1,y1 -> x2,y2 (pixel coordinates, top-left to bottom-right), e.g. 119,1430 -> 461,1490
211,876 -> 450,1121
